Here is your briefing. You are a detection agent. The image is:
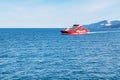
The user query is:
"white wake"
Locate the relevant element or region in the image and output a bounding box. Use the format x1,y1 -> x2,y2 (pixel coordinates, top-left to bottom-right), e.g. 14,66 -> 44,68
88,31 -> 120,34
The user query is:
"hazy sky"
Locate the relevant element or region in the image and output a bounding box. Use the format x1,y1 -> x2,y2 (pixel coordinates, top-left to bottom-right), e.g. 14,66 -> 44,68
0,0 -> 120,28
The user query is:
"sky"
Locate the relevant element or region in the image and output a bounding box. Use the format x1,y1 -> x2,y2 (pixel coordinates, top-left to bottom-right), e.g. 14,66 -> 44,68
0,0 -> 120,28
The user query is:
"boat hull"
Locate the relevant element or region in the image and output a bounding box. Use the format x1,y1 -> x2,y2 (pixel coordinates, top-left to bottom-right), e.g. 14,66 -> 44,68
61,30 -> 89,35
61,25 -> 90,35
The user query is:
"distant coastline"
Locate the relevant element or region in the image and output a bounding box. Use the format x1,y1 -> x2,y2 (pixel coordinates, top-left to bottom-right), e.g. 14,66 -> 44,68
84,20 -> 120,28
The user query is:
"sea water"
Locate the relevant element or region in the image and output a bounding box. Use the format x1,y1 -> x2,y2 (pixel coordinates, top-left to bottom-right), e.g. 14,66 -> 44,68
0,28 -> 120,80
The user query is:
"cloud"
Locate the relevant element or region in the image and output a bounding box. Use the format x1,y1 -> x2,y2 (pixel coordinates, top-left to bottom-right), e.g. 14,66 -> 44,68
77,0 -> 117,13
0,0 -> 120,28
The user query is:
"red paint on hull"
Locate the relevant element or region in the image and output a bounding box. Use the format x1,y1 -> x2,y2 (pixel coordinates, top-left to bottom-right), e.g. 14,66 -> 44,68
61,25 -> 90,35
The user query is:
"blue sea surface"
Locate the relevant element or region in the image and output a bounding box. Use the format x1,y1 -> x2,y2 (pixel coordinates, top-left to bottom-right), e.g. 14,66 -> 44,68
0,28 -> 120,80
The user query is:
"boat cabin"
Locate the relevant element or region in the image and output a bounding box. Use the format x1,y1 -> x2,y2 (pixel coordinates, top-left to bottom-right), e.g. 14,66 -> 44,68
66,24 -> 80,30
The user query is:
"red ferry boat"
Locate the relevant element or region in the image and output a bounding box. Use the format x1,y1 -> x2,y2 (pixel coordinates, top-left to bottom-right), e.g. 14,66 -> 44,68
61,24 -> 90,35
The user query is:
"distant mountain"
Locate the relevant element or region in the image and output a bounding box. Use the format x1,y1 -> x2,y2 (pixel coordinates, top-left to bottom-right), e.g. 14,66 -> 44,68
84,20 -> 120,28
